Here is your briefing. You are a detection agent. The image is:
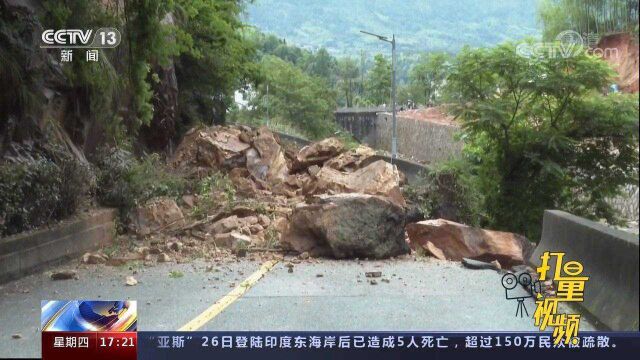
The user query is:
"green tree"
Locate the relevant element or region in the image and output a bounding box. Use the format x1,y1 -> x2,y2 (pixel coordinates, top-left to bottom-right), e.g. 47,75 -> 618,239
336,57 -> 360,107
538,0 -> 639,40
304,47 -> 337,85
254,56 -> 336,138
408,52 -> 451,106
447,42 -> 639,239
364,54 -> 391,106
174,0 -> 259,126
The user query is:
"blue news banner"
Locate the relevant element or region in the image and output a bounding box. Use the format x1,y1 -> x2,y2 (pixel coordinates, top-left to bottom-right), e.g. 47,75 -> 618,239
137,331 -> 640,359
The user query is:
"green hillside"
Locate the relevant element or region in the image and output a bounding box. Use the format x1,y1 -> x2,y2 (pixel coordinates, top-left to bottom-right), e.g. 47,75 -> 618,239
244,0 -> 541,55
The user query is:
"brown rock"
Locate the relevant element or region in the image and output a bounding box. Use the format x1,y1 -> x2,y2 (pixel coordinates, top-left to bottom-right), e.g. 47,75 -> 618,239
207,215 -> 261,235
295,137 -> 345,168
208,215 -> 241,234
181,195 -> 196,209
213,232 -> 252,249
423,241 -> 446,260
249,224 -> 264,234
313,160 -> 406,207
257,214 -> 271,227
307,165 -> 321,177
50,270 -> 77,280
131,197 -> 186,235
157,253 -> 171,263
238,131 -> 252,144
169,127 -> 250,170
167,241 -> 183,252
229,168 -> 259,195
246,127 -> 289,184
282,193 -> 409,259
324,145 -> 376,171
82,252 -> 108,265
406,219 -> 533,268
134,247 -> 150,257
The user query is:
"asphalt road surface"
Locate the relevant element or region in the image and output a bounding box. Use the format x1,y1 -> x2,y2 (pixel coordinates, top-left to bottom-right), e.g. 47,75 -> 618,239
0,255 -> 594,358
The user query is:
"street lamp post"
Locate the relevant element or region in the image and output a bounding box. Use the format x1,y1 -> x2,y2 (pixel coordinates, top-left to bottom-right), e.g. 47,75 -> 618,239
360,30 -> 397,163
266,83 -> 270,127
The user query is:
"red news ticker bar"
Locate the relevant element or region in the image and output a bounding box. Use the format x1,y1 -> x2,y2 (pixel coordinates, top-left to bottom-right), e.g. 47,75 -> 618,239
42,331 -> 137,360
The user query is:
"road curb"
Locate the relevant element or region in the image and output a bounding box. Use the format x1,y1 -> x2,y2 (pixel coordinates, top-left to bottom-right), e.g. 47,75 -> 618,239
0,208 -> 117,284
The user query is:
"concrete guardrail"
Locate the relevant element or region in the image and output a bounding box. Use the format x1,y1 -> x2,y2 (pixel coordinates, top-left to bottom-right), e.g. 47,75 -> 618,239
530,210 -> 639,331
0,208 -> 117,284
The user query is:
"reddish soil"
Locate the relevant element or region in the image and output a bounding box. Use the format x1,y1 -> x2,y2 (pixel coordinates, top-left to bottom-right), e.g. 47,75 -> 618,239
597,33 -> 639,93
397,106 -> 458,126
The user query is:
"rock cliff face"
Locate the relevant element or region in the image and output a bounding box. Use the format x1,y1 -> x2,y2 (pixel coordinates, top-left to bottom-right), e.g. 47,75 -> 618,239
1,0 -> 67,158
2,0 -> 183,158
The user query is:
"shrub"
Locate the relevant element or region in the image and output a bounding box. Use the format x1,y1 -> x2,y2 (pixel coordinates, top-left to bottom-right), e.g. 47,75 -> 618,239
0,154 -> 93,236
190,172 -> 236,219
403,161 -> 485,227
94,148 -> 186,211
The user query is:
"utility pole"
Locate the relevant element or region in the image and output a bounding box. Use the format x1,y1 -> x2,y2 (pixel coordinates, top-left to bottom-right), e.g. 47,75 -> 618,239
391,34 -> 397,162
360,49 -> 365,96
360,30 -> 397,163
265,83 -> 269,127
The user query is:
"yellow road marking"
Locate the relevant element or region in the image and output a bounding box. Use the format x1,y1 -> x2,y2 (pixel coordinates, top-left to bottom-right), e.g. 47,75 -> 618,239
178,259 -> 279,331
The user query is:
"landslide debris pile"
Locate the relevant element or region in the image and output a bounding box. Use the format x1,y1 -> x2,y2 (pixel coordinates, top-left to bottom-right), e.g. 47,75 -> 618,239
80,125 -> 533,270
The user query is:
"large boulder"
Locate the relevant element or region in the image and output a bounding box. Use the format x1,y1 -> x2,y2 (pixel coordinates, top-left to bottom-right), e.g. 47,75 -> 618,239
130,197 -> 186,235
406,219 -> 533,268
324,145 -> 376,171
282,193 -> 409,259
313,160 -> 406,207
246,127 -> 289,185
169,126 -> 250,170
295,137 -> 345,169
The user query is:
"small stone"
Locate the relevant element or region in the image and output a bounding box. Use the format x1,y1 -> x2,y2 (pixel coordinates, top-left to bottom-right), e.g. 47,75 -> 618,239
168,241 -> 183,252
50,270 -> 77,280
12,334 -> 22,339
82,252 -> 107,264
249,224 -> 264,234
491,260 -> 502,270
125,276 -> 138,286
365,271 -> 382,278
257,214 -> 271,227
135,247 -> 150,257
316,274 -> 323,278
157,253 -> 171,263
369,279 -> 378,285
298,252 -> 310,260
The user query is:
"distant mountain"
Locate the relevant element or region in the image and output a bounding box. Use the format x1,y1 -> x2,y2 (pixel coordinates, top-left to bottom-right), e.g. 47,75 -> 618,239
244,0 -> 541,56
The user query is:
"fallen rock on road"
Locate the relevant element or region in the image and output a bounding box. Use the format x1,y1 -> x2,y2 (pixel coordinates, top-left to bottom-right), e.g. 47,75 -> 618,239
313,160 -> 406,207
130,197 -> 186,235
406,219 -> 533,268
282,193 -> 409,259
